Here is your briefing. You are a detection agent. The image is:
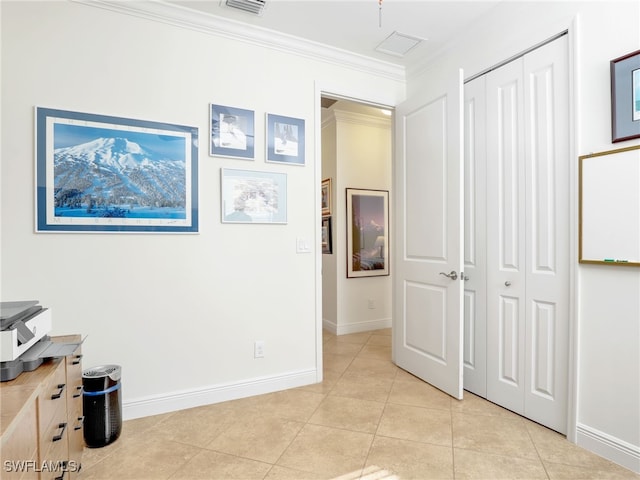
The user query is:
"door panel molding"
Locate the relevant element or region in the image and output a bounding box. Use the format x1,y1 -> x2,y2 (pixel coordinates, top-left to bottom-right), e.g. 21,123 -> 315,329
405,99 -> 448,261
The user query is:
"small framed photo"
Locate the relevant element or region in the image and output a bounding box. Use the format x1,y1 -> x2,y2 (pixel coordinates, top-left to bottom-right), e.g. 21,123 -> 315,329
35,107 -> 198,233
611,50 -> 640,143
221,168 -> 287,224
346,188 -> 389,278
210,104 -> 255,159
322,216 -> 333,254
321,178 -> 332,216
266,113 -> 305,165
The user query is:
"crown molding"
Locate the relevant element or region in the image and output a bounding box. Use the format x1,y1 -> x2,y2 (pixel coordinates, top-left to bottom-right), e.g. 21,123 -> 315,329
72,0 -> 406,83
332,109 -> 391,129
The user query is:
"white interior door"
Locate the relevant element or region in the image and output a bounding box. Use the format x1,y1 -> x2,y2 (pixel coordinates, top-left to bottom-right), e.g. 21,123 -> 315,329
393,68 -> 465,400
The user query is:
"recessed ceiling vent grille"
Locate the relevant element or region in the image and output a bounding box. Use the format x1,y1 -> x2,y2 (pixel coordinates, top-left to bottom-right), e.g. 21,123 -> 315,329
225,0 -> 267,16
376,31 -> 424,58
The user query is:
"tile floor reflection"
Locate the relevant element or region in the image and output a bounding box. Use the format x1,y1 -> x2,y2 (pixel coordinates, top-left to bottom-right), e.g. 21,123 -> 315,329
80,329 -> 640,479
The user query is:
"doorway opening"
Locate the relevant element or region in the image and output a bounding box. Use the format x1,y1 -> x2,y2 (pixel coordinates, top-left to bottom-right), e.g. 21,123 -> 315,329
318,94 -> 394,339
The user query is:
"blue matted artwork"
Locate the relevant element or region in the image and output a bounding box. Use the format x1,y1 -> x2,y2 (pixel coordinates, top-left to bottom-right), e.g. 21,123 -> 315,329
633,68 -> 640,121
266,113 -> 305,165
210,104 -> 255,159
35,107 -> 199,233
611,49 -> 640,142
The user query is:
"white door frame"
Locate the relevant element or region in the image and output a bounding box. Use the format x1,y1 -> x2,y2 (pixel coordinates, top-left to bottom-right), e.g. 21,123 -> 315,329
313,81 -> 398,385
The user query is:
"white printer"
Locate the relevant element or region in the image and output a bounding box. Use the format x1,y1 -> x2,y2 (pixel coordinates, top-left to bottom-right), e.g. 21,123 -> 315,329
0,301 -> 81,381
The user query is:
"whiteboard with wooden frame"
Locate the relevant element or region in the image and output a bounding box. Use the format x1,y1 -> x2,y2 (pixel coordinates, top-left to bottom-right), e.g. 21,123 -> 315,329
579,144 -> 640,266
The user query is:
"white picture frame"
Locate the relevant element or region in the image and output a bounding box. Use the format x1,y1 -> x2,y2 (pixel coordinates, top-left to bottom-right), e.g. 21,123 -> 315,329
221,168 -> 287,224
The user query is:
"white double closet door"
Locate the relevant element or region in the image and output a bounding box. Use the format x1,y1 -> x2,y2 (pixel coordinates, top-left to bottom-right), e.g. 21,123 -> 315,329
462,36 -> 570,433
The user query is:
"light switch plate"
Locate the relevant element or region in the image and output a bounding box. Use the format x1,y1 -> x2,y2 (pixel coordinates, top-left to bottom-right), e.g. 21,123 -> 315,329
296,237 -> 311,253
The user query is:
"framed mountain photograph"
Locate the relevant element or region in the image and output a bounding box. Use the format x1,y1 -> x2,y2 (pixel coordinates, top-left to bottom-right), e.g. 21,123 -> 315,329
35,107 -> 199,233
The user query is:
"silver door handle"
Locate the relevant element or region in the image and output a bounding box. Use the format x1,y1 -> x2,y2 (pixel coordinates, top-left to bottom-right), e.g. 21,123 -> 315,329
439,270 -> 458,280
505,281 -> 512,286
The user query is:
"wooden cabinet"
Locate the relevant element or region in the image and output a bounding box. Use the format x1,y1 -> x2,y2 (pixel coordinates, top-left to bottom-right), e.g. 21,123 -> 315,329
1,335 -> 83,479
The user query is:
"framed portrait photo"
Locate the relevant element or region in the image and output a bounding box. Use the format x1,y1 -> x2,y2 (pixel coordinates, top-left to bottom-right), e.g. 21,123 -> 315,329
35,107 -> 198,233
266,113 -> 305,165
210,104 -> 255,159
611,49 -> 640,143
346,188 -> 389,278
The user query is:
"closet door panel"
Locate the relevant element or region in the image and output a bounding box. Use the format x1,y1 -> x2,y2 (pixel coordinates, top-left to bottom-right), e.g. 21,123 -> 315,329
486,59 -> 526,413
523,37 -> 569,434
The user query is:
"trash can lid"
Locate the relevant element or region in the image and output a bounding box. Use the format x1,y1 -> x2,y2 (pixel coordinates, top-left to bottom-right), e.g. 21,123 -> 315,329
83,364 -> 121,382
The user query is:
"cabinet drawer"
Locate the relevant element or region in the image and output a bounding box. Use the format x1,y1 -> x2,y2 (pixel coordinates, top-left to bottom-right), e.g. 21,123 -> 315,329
37,360 -> 67,433
39,415 -> 69,459
65,350 -> 83,404
39,433 -> 69,480
67,415 -> 84,480
0,397 -> 38,479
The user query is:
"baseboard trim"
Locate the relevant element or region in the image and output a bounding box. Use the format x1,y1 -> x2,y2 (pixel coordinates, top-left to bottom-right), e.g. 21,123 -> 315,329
323,318 -> 338,334
123,368 -> 318,421
576,423 -> 640,474
323,318 -> 392,336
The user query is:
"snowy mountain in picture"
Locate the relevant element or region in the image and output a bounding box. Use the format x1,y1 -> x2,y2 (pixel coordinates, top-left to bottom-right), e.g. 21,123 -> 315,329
54,137 -> 186,218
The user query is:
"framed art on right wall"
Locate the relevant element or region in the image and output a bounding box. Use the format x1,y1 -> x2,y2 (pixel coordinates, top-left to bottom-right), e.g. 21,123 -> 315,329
611,49 -> 640,142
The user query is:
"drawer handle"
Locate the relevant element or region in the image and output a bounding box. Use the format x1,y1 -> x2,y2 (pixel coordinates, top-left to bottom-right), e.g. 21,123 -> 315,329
73,385 -> 83,398
72,354 -> 83,365
75,415 -> 85,430
54,462 -> 68,480
51,383 -> 66,400
52,422 -> 67,442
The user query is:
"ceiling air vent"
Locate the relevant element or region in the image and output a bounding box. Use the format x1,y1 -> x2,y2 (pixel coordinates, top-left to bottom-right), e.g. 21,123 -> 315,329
376,31 -> 423,58
225,0 -> 267,16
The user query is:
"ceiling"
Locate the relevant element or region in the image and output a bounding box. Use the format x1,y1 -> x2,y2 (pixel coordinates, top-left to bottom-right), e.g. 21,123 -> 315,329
166,1 -> 503,69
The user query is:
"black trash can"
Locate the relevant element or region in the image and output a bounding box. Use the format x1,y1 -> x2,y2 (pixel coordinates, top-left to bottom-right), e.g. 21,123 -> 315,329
82,365 -> 122,448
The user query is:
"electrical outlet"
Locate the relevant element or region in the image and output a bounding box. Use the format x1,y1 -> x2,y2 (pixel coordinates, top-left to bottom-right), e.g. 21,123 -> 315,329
368,299 -> 375,309
254,340 -> 265,358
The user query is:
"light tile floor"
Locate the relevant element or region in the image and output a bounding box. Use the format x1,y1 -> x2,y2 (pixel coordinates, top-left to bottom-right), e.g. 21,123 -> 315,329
81,329 -> 640,479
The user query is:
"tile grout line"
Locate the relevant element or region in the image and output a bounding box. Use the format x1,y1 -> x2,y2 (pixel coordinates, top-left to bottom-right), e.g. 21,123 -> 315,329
358,333 -> 400,480
524,420 -> 553,480
450,397 -> 457,479
264,332 -> 371,479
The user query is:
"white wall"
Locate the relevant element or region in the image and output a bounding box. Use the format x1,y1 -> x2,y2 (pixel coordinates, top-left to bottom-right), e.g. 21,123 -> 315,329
321,104 -> 392,335
573,4 -> 640,470
0,0 -> 404,419
406,1 -> 640,472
